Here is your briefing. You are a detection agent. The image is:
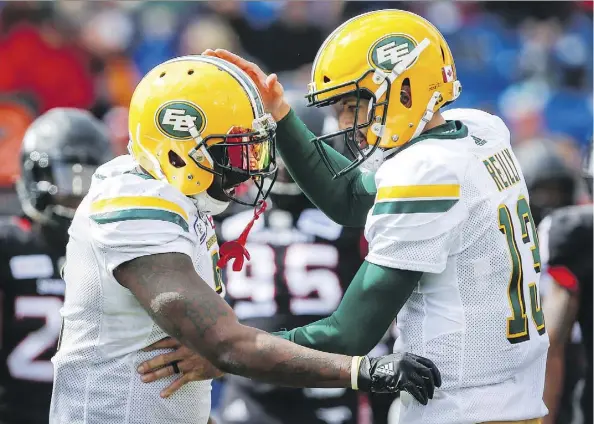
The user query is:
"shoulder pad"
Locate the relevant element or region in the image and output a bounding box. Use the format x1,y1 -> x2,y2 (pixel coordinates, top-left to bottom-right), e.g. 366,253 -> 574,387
87,169 -> 196,234
442,108 -> 510,145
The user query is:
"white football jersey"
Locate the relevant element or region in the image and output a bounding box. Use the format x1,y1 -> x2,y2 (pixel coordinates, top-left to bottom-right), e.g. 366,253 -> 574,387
365,109 -> 549,424
50,155 -> 224,424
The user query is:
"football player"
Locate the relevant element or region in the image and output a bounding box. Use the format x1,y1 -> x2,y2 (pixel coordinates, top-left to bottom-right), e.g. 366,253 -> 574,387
49,56 -> 441,424
541,143 -> 593,424
0,108 -> 113,424
201,9 -> 549,423
138,94 -> 398,424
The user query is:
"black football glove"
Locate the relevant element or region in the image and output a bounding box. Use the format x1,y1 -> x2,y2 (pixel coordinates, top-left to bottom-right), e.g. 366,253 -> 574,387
357,352 -> 442,405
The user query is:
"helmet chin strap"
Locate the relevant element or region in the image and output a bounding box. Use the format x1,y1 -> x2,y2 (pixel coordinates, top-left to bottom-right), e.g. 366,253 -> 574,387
190,191 -> 230,216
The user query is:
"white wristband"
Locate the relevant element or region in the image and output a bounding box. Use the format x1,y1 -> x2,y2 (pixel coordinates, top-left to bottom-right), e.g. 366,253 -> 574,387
351,356 -> 363,390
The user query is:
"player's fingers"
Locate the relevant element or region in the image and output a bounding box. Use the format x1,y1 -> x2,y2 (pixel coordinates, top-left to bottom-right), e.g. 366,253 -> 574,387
266,73 -> 278,89
140,363 -> 175,383
202,49 -> 215,56
412,367 -> 435,400
138,350 -> 181,373
413,355 -> 442,387
142,337 -> 180,351
160,374 -> 189,398
266,73 -> 284,97
403,381 -> 428,406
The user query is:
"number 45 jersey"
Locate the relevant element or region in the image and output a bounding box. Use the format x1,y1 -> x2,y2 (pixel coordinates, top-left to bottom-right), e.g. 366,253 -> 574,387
364,109 -> 549,424
218,205 -> 364,331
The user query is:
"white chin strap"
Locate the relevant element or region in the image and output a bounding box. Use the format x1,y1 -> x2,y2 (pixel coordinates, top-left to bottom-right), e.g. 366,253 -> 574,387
411,91 -> 442,139
190,191 -> 230,216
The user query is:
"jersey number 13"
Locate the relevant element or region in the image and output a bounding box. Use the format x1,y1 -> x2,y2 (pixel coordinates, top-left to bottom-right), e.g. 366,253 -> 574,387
499,196 -> 546,344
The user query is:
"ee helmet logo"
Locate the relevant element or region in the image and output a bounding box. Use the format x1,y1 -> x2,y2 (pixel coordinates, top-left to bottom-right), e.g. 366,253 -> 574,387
156,101 -> 207,140
369,35 -> 418,72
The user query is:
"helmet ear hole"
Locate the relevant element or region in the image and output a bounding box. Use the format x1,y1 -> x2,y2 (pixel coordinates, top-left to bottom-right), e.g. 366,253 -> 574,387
400,78 -> 412,109
323,75 -> 331,83
168,150 -> 186,168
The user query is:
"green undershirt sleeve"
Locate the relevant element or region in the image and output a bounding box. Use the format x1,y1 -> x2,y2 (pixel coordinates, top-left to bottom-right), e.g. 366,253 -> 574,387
275,109 -> 377,227
272,261 -> 422,356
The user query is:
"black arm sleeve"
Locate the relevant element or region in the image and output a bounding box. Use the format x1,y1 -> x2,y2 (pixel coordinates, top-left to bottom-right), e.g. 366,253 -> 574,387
273,261 -> 422,356
275,109 -> 377,227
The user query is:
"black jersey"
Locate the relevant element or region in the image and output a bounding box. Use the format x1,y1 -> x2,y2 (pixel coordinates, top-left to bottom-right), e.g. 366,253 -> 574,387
541,204 -> 593,422
0,216 -> 66,424
217,206 -> 365,332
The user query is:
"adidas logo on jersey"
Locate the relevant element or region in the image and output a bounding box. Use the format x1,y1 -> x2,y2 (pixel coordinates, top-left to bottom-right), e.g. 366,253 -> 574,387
375,362 -> 395,376
472,135 -> 487,146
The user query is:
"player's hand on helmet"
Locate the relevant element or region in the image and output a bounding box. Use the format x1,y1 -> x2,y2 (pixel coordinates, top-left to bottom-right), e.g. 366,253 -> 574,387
358,352 -> 441,405
137,337 -> 224,398
202,49 -> 291,121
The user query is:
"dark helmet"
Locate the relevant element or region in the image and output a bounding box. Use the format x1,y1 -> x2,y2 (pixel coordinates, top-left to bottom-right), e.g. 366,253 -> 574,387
16,108 -> 113,229
267,90 -> 328,212
514,139 -> 579,225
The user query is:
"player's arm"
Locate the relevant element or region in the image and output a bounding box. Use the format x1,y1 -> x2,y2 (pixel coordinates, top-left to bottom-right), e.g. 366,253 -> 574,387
276,109 -> 376,227
273,261 -> 420,355
542,281 -> 579,424
277,144 -> 468,351
116,252 -> 439,399
115,252 -> 351,388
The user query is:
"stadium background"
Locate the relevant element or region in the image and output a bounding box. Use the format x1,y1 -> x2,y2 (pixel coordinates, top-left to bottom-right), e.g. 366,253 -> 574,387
0,1 -> 591,423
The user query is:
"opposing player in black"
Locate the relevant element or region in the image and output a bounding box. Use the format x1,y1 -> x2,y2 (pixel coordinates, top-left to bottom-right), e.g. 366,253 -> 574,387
541,143 -> 593,424
212,98 -> 364,424
0,108 -> 112,424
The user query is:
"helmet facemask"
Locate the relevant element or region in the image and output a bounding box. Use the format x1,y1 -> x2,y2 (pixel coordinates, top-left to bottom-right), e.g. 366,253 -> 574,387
189,113 -> 278,208
306,69 -> 391,178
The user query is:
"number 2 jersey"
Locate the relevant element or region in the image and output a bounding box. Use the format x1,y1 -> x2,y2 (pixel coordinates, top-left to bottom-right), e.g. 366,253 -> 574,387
0,217 -> 66,424
50,155 -> 224,424
364,108 -> 549,423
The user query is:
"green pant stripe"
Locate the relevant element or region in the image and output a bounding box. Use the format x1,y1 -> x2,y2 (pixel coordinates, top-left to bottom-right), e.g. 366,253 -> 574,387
91,208 -> 189,231
372,199 -> 458,215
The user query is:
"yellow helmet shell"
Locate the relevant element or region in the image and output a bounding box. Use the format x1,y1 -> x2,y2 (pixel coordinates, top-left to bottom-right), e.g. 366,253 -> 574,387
308,9 -> 461,149
128,56 -> 268,197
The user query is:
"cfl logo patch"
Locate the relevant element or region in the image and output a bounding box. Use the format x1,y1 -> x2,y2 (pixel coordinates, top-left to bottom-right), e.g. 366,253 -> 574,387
161,109 -> 197,132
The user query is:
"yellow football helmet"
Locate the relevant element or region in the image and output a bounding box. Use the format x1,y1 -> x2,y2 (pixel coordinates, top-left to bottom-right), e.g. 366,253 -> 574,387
306,9 -> 462,177
128,55 -> 277,214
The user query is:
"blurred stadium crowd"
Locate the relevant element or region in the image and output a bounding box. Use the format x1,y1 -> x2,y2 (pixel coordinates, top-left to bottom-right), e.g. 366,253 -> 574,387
0,1 -> 592,192
0,1 -> 591,424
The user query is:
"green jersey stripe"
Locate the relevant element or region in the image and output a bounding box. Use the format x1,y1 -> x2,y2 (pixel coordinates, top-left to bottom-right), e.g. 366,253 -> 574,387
372,199 -> 458,215
124,170 -> 154,180
90,208 -> 189,231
